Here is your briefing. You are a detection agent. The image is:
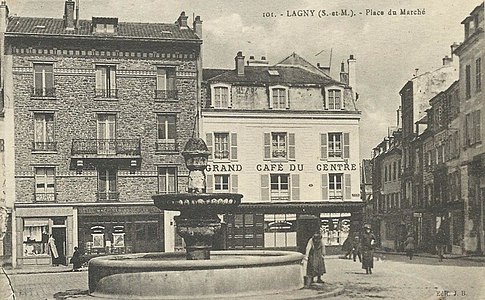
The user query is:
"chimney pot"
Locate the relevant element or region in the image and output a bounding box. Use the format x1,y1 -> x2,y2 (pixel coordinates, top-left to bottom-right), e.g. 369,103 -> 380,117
261,56 -> 266,60
193,15 -> 202,37
249,55 -> 255,60
340,61 -> 345,72
350,54 -> 355,60
235,51 -> 245,76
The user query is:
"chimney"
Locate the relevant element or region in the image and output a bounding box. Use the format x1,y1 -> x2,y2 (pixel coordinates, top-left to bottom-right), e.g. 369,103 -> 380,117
177,11 -> 188,29
339,61 -> 349,84
396,106 -> 402,128
0,1 -> 8,33
193,15 -> 202,38
442,55 -> 453,66
347,54 -> 357,99
235,51 -> 245,76
63,0 -> 75,30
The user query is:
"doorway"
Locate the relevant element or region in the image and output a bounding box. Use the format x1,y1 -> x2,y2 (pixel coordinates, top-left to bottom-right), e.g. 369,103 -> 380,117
52,227 -> 66,265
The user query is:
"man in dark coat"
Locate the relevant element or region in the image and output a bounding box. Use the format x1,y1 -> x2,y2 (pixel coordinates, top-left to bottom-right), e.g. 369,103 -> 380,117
70,247 -> 82,271
435,228 -> 447,262
361,224 -> 376,274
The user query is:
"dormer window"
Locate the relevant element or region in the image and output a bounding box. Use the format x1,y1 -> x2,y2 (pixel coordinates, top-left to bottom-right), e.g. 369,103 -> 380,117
269,86 -> 289,109
92,17 -> 118,34
210,84 -> 231,108
325,86 -> 343,110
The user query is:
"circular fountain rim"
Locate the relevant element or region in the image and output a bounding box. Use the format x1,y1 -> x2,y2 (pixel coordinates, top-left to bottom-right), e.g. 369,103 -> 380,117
88,250 -> 303,270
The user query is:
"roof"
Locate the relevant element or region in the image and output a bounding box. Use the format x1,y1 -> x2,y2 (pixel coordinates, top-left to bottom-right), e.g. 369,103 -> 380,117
6,17 -> 200,41
206,65 -> 342,86
203,69 -> 229,82
361,159 -> 373,184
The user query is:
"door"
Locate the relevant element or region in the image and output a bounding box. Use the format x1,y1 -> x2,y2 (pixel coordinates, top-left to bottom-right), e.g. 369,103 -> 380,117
97,114 -> 116,154
52,227 -> 66,265
296,215 -> 320,254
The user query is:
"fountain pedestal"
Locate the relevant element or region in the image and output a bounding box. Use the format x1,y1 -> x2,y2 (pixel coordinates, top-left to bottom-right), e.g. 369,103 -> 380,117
175,214 -> 220,260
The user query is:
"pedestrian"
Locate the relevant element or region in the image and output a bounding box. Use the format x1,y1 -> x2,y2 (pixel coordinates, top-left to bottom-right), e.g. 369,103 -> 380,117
70,247 -> 82,271
361,224 -> 376,274
303,230 -> 326,285
342,235 -> 353,259
404,233 -> 415,260
352,235 -> 362,262
435,227 -> 447,262
48,234 -> 59,266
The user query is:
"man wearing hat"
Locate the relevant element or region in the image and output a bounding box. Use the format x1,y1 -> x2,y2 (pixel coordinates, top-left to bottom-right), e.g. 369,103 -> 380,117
361,224 -> 376,274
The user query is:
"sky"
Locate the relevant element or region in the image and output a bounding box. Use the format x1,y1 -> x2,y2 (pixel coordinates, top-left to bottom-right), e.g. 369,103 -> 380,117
7,0 -> 483,159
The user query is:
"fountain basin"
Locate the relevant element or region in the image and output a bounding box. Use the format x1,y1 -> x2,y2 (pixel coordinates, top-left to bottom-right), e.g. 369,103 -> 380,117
88,250 -> 304,299
153,193 -> 243,212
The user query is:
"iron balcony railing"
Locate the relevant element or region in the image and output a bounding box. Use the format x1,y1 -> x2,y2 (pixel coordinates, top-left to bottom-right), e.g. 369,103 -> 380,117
32,141 -> 57,152
97,191 -> 120,202
34,193 -> 57,202
155,89 -> 178,100
31,87 -> 56,97
155,140 -> 178,152
72,139 -> 141,156
95,89 -> 118,98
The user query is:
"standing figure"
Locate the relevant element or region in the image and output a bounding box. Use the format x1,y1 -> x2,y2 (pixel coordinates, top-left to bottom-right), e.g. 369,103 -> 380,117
304,231 -> 326,284
404,234 -> 415,260
361,224 -> 376,274
352,235 -> 362,262
48,234 -> 59,266
70,247 -> 82,271
435,227 -> 447,262
342,235 -> 353,259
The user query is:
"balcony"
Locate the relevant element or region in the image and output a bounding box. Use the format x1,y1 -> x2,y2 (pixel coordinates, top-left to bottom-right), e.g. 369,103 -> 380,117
72,139 -> 141,158
95,89 -> 118,98
97,191 -> 120,202
31,87 -> 56,98
34,193 -> 56,203
155,140 -> 178,152
272,149 -> 287,159
32,141 -> 57,152
155,90 -> 178,100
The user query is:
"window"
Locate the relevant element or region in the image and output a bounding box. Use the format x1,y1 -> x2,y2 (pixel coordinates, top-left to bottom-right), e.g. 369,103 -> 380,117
328,174 -> 343,200
95,23 -> 115,33
270,87 -> 288,109
328,133 -> 342,158
95,65 -> 117,98
465,110 -> 482,146
465,64 -> 471,99
158,167 -> 177,194
214,133 -> 229,159
156,115 -> 177,152
264,214 -> 296,248
23,219 -> 49,256
97,168 -> 118,201
34,167 -> 55,202
393,161 -> 397,180
156,68 -> 177,99
327,89 -> 342,110
97,114 -> 116,155
214,175 -> 230,192
33,113 -> 56,151
270,174 -> 289,201
271,132 -> 287,159
33,63 -> 54,97
476,58 -> 482,93
211,85 -> 230,108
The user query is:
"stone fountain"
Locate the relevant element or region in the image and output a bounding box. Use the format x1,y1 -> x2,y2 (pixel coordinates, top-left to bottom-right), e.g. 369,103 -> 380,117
88,138 -> 304,299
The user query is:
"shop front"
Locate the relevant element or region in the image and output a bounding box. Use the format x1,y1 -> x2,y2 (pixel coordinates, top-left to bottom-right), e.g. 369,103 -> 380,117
77,204 -> 164,255
15,205 -> 75,267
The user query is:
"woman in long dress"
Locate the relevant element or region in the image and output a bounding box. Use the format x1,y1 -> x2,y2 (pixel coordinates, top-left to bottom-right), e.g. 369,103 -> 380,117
361,224 -> 376,274
304,231 -> 326,284
48,234 -> 59,266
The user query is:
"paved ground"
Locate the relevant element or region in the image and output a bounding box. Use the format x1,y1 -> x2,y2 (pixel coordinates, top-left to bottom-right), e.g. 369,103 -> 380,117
3,254 -> 485,299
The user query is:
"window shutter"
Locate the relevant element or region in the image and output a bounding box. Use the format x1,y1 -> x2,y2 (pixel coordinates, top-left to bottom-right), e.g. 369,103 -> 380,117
286,90 -> 290,109
291,174 -> 300,201
288,133 -> 295,160
109,67 -> 116,90
268,87 -> 273,109
231,174 -> 238,193
320,133 -> 328,160
95,67 -> 103,91
206,133 -> 213,160
343,133 -> 350,159
344,174 -> 351,200
45,65 -> 54,90
228,87 -> 233,108
475,110 -> 481,143
206,174 -> 213,193
321,174 -> 328,200
263,133 -> 271,160
261,174 -> 269,201
230,133 -> 238,160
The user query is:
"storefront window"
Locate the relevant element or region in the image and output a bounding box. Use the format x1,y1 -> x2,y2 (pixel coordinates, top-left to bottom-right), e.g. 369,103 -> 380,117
320,213 -> 351,245
23,219 -> 49,256
264,214 -> 296,248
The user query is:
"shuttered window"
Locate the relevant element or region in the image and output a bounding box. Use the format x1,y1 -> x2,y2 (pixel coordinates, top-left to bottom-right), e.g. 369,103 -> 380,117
263,132 -> 295,161
261,174 -> 270,201
321,174 -> 328,200
95,65 -> 117,98
207,132 -> 238,161
320,133 -> 328,160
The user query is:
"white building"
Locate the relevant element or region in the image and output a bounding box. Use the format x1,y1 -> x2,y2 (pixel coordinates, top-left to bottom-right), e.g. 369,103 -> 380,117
202,52 -> 362,251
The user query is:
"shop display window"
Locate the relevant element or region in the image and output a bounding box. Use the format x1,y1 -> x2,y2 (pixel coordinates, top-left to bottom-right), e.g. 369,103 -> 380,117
23,219 -> 49,256
264,214 -> 296,248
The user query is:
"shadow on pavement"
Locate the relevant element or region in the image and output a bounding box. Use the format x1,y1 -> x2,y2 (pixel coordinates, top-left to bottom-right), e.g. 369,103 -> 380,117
53,289 -> 89,299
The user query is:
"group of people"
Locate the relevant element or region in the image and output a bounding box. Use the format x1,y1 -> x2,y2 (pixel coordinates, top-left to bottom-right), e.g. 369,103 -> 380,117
402,227 -> 448,261
303,224 -> 377,285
